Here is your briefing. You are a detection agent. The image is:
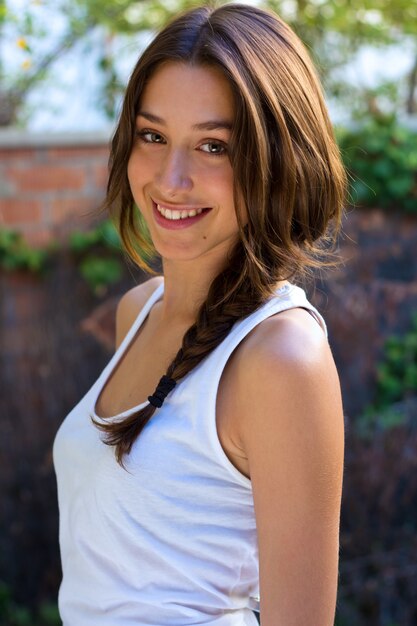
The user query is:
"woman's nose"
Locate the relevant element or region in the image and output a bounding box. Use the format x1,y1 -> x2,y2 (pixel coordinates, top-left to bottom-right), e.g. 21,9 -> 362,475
155,149 -> 193,196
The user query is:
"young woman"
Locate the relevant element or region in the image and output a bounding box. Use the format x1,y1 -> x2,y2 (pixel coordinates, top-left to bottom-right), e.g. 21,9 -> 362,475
53,3 -> 347,625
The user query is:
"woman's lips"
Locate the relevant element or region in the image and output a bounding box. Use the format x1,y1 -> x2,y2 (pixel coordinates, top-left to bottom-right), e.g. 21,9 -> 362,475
152,200 -> 212,230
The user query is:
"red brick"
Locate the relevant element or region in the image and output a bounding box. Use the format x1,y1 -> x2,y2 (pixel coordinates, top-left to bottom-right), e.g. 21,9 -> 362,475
93,164 -> 109,189
0,198 -> 42,225
0,147 -> 38,160
49,197 -> 103,226
47,146 -> 109,160
7,165 -> 86,192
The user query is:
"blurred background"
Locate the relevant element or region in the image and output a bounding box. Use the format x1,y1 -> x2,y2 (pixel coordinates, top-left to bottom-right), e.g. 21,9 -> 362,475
1,0 -> 417,625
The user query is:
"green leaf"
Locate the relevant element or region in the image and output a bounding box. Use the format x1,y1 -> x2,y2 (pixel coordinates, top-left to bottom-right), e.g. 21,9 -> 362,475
338,118 -> 417,211
386,176 -> 413,198
69,230 -> 100,252
37,602 -> 61,626
79,255 -> 123,294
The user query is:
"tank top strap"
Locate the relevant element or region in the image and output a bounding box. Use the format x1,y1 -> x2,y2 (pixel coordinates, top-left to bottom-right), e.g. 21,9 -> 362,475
196,282 -> 327,395
94,281 -> 165,391
226,282 -> 327,352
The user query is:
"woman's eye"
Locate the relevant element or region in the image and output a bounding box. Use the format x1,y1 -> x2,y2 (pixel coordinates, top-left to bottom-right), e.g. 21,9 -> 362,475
200,141 -> 227,156
136,130 -> 165,144
135,131 -> 226,156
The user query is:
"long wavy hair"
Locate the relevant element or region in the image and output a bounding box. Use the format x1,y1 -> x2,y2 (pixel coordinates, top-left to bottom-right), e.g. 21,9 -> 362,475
94,2 -> 347,465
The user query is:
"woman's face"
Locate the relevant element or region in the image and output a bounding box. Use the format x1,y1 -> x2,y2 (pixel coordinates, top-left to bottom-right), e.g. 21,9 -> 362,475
128,61 -> 242,265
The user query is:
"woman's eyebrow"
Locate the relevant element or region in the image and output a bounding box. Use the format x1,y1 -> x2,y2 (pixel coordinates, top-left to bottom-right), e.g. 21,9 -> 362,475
137,110 -> 233,131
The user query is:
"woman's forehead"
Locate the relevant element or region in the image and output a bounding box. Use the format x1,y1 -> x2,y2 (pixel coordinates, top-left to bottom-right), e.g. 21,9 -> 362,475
138,61 -> 235,129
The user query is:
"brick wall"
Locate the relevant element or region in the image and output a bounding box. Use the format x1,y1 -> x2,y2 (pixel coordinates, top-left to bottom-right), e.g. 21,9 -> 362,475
0,130 -> 111,246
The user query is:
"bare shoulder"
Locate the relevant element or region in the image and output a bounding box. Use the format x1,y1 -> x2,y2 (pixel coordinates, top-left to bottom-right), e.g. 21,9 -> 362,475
115,276 -> 163,348
234,305 -> 344,460
240,306 -> 336,382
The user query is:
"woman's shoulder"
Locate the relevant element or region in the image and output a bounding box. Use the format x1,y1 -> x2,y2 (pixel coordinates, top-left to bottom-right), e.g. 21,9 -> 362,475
233,305 -> 343,477
242,303 -> 329,367
232,304 -> 339,432
115,276 -> 163,348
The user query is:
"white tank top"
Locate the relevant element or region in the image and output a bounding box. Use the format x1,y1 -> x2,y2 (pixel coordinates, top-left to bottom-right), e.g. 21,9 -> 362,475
53,280 -> 327,626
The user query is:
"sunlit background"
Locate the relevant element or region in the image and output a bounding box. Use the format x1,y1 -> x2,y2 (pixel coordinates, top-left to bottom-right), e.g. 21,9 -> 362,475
2,0 -> 417,130
1,1 -> 417,625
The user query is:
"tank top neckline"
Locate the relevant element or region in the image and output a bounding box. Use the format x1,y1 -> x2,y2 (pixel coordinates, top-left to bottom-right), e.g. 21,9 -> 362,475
90,281 -> 165,422
90,280 -> 294,422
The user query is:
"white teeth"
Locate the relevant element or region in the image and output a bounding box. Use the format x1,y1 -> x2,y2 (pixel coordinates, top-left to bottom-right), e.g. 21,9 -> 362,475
156,203 -> 206,220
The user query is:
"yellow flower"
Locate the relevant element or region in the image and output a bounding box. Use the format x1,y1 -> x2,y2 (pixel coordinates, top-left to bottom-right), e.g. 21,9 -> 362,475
21,59 -> 32,70
16,37 -> 29,50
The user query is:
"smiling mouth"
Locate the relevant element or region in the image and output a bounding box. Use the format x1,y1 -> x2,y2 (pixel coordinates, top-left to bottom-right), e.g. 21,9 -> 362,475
155,202 -> 211,221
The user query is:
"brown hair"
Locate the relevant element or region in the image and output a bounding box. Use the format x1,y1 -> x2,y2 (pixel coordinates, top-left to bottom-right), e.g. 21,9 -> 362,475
94,2 -> 347,465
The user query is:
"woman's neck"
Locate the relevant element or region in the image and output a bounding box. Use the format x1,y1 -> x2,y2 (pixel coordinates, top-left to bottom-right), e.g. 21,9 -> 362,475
158,254 -> 227,325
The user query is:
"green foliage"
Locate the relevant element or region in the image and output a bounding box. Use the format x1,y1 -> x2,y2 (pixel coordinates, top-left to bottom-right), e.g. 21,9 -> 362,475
337,114 -> 417,213
357,403 -> 410,439
265,0 -> 417,116
78,255 -> 123,295
375,320 -> 417,405
69,218 -> 122,253
332,78 -> 404,122
356,311 -> 417,438
37,602 -> 61,625
0,219 -> 127,296
0,1 -> 6,26
0,229 -> 50,273
2,0 -> 417,125
0,581 -> 60,626
69,219 -> 125,295
78,0 -> 206,33
1,0 -> 218,125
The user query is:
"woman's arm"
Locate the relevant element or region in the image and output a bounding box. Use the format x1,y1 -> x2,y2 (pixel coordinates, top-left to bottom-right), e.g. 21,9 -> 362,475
237,313 -> 344,626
